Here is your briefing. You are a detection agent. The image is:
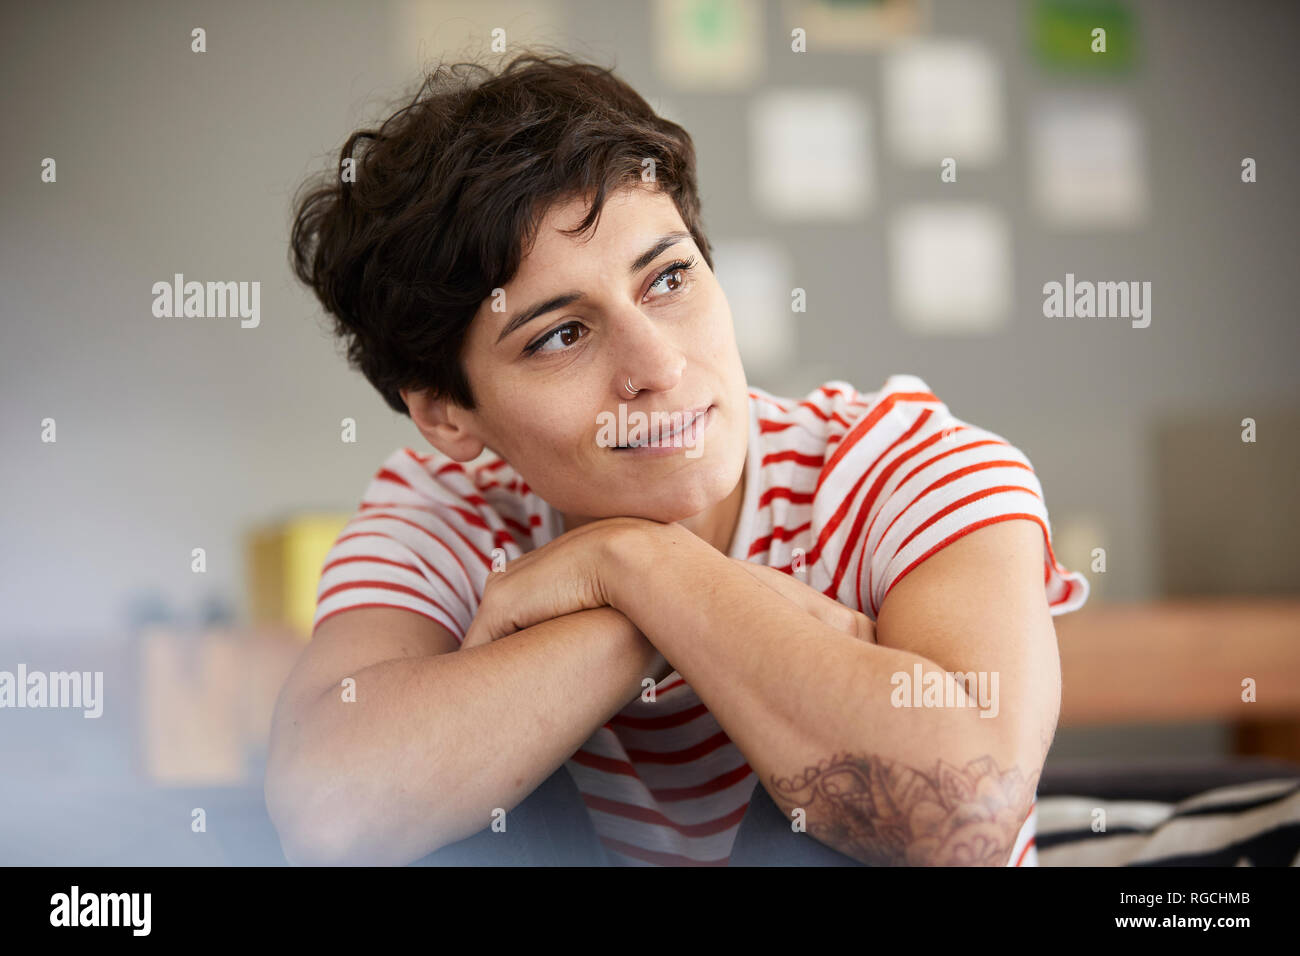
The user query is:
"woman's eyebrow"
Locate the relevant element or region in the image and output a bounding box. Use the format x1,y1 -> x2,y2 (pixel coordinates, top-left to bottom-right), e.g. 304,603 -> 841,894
627,230 -> 692,274
495,230 -> 693,345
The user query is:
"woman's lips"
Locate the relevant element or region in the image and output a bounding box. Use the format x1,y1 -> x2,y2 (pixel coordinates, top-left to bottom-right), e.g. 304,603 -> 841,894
615,405 -> 714,455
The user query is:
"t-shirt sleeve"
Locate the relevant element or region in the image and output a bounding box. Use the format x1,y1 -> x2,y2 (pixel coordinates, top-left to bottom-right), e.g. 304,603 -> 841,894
816,375 -> 1089,620
311,455 -> 497,643
312,512 -> 478,641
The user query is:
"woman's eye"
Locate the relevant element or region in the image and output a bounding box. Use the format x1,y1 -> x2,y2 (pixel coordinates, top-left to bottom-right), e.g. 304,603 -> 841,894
526,322 -> 585,355
646,257 -> 697,299
524,257 -> 696,357
648,268 -> 683,296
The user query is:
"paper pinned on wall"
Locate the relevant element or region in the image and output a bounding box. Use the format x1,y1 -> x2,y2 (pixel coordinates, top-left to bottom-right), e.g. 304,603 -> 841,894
1030,0 -> 1137,73
889,204 -> 1011,334
389,0 -> 560,71
654,0 -> 763,91
1029,92 -> 1148,229
710,239 -> 797,376
781,0 -> 930,52
750,88 -> 874,221
883,39 -> 1005,167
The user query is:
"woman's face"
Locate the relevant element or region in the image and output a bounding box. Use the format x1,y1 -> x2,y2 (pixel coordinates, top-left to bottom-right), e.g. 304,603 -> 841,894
414,183 -> 749,528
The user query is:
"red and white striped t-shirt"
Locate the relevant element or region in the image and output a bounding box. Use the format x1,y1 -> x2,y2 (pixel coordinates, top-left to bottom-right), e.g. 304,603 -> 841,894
313,374 -> 1089,866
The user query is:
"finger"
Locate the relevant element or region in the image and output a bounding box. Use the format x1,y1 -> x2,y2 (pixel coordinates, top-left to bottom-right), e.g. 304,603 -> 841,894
486,548 -> 605,641
854,613 -> 878,645
467,523 -> 612,644
460,616 -> 491,650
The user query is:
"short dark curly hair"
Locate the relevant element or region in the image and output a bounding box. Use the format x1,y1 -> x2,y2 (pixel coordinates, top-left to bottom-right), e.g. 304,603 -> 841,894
289,48 -> 714,417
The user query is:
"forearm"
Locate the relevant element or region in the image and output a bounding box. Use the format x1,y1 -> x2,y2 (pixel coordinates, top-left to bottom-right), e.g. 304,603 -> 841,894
276,606 -> 659,865
609,526 -> 1040,865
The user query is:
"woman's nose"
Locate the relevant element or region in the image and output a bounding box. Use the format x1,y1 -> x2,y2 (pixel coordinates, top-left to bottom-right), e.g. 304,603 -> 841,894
613,309 -> 686,394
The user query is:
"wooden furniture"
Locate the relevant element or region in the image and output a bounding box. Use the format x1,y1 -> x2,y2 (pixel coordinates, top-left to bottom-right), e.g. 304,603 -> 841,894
137,626 -> 303,785
1054,598 -> 1300,763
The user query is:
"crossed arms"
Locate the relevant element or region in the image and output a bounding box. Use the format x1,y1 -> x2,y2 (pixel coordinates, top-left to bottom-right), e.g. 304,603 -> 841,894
266,515 -> 1059,866
458,514 -> 1057,866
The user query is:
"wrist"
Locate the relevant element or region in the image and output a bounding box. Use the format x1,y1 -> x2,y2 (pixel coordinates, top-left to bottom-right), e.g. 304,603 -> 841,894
601,518 -> 666,611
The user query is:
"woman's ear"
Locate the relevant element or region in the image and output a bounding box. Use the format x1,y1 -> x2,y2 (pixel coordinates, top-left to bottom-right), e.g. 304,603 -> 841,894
401,387 -> 486,462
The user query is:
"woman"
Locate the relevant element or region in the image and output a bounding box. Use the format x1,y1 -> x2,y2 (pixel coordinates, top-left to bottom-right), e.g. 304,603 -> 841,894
266,50 -> 1089,867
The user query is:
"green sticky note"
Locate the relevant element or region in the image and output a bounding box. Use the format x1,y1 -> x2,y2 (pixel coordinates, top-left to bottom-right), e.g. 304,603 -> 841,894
1031,0 -> 1137,73
692,0 -> 737,47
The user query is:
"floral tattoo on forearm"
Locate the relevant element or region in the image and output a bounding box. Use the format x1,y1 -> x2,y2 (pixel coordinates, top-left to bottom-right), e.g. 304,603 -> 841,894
768,752 -> 1039,866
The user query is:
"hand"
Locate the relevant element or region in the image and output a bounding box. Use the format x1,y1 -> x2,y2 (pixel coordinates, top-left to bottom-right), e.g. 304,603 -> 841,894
460,515 -> 655,648
730,558 -> 877,644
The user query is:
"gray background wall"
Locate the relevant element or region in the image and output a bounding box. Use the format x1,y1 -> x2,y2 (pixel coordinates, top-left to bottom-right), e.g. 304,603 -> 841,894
2,0 -> 1296,765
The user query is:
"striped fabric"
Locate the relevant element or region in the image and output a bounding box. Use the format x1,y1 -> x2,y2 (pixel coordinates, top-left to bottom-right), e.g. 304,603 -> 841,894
313,374 -> 1090,865
1036,779 -> 1300,866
